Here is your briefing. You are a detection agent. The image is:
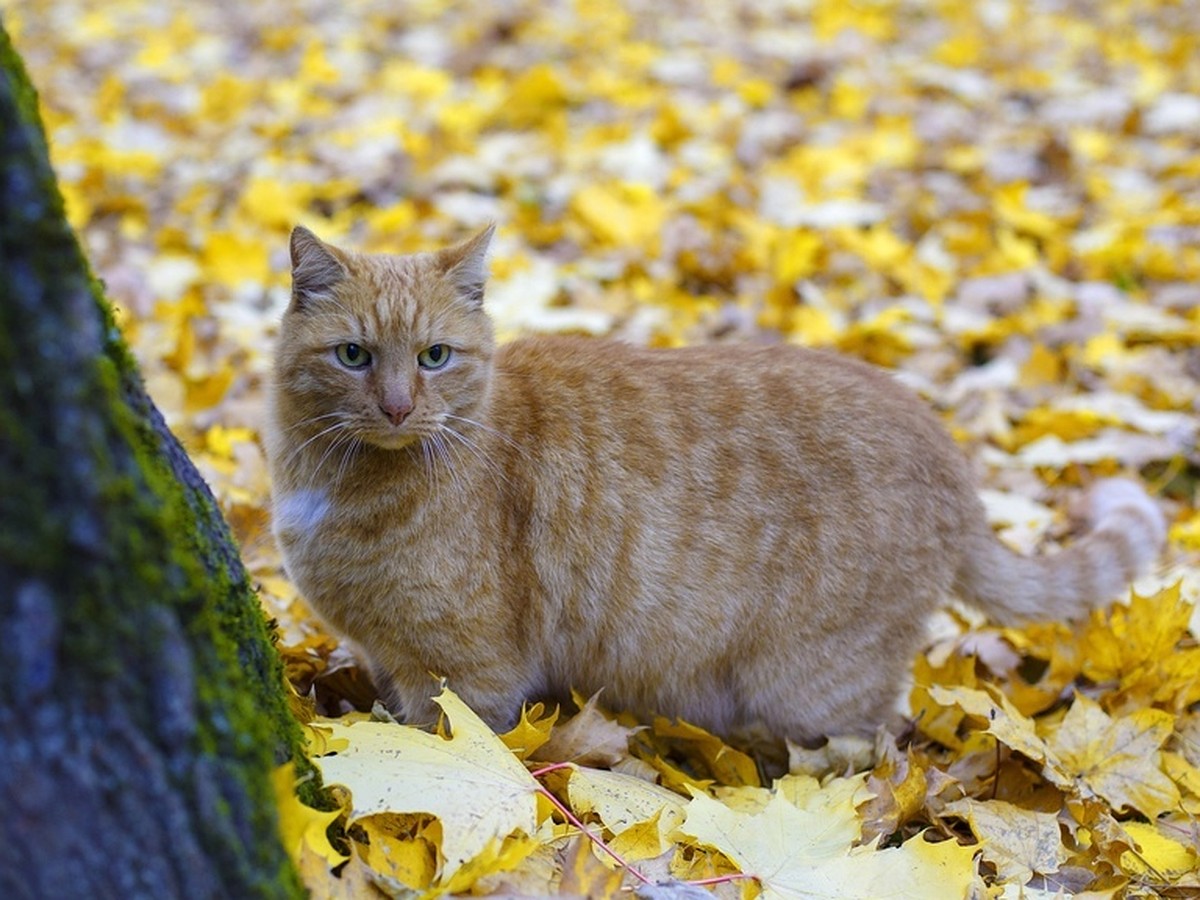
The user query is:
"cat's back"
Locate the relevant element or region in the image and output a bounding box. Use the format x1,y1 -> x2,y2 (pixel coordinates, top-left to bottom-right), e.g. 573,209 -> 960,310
487,334 -> 977,596
492,335 -> 964,480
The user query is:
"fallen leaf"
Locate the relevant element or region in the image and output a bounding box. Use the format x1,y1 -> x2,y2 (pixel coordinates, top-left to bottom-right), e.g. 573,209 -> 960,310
649,716 -> 761,788
558,834 -> 626,899
531,691 -> 636,768
311,688 -> 539,880
860,742 -> 928,843
271,762 -> 347,869
500,701 -> 558,760
350,813 -> 439,891
1118,821 -> 1198,880
678,786 -> 979,899
944,798 -> 1066,885
566,765 -> 686,861
1044,694 -> 1180,818
788,733 -> 876,778
927,684 -> 1049,765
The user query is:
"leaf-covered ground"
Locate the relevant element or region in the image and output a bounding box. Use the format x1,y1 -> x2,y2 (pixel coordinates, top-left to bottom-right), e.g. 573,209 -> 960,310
7,0 -> 1200,896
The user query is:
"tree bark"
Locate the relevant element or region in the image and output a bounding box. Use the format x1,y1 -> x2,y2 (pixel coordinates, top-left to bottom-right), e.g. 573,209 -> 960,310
0,22 -> 307,899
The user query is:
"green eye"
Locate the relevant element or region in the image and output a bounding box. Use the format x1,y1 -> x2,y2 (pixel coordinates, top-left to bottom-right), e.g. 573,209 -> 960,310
417,344 -> 452,370
336,343 -> 371,368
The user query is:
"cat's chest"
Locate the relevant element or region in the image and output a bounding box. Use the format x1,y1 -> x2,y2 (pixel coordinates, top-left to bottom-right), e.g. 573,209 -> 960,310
272,485 -> 468,603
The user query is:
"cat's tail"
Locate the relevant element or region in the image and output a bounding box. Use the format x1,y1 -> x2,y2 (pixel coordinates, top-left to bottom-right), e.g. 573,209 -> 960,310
956,478 -> 1166,623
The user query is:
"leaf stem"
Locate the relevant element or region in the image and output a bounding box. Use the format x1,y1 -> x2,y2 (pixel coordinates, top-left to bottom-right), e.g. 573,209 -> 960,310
686,873 -> 755,887
529,761 -> 574,778
531,764 -> 753,892
531,765 -> 654,886
535,785 -> 654,885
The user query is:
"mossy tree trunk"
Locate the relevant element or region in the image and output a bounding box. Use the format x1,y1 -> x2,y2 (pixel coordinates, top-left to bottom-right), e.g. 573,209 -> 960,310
0,23 -> 307,899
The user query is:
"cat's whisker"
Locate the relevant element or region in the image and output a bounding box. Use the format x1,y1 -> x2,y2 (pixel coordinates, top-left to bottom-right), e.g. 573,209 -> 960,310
438,432 -> 469,497
439,431 -> 470,488
280,411 -> 345,435
428,437 -> 448,506
430,431 -> 468,497
441,424 -> 512,491
419,437 -> 440,504
443,413 -> 524,455
307,425 -> 356,489
283,418 -> 350,469
333,434 -> 363,488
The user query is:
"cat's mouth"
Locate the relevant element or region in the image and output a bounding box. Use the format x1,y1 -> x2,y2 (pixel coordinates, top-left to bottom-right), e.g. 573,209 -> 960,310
364,429 -> 422,451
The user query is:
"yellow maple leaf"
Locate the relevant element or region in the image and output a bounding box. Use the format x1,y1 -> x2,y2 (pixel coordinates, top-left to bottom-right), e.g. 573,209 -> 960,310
994,183 -> 1065,239
1045,694 -> 1180,818
499,701 -> 558,759
1080,582 -> 1187,672
771,228 -> 823,285
559,834 -> 626,899
271,762 -> 347,869
1017,342 -> 1064,387
1079,582 -> 1200,709
302,722 -> 348,757
927,684 -> 1050,765
1119,821 -> 1198,880
1169,511 -> 1200,551
502,63 -> 570,128
945,798 -> 1067,885
351,813 -> 439,890
203,424 -> 256,460
998,619 -> 1083,717
239,175 -> 312,232
1007,407 -> 1113,449
678,783 -> 978,899
606,807 -> 679,863
565,765 -> 685,862
649,716 -> 760,787
434,834 -> 541,897
202,230 -> 271,287
571,182 -> 667,248
310,688 -> 540,882
860,742 -> 928,843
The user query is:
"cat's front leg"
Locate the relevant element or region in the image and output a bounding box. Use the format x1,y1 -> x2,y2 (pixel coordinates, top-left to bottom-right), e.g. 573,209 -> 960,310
371,662 -> 524,733
440,674 -> 525,733
368,661 -> 439,728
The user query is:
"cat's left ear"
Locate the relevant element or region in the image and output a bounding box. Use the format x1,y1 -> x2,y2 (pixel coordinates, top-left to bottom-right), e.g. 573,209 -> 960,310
437,223 -> 495,309
290,225 -> 349,311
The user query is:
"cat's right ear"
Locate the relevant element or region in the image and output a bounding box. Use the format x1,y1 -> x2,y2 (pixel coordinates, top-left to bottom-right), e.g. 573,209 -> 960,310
289,225 -> 348,311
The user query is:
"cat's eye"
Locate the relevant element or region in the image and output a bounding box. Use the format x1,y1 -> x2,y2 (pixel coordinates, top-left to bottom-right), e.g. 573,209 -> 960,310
336,343 -> 372,369
417,344 -> 452,370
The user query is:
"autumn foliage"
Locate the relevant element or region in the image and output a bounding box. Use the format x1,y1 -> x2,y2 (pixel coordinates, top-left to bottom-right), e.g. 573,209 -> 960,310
6,0 -> 1199,896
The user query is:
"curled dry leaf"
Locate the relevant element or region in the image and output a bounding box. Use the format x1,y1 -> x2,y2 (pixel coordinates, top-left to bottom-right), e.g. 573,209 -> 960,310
530,691 -> 637,768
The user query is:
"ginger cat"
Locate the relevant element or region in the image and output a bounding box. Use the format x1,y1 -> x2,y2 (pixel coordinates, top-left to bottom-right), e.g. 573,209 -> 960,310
265,225 -> 1165,742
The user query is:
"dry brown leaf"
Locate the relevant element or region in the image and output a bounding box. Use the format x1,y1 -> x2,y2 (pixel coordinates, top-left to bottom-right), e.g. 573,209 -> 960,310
531,692 -> 636,768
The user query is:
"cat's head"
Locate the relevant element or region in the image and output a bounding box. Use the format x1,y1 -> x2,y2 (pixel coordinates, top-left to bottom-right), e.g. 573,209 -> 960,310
273,225 -> 497,452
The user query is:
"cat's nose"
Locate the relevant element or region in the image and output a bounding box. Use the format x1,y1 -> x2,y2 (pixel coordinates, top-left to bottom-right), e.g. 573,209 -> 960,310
380,400 -> 413,425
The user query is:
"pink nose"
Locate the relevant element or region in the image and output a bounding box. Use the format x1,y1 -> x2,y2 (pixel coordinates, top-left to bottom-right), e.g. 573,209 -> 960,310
380,400 -> 413,425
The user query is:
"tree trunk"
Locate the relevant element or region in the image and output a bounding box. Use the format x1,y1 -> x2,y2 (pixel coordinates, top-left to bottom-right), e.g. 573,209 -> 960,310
0,22 -> 307,899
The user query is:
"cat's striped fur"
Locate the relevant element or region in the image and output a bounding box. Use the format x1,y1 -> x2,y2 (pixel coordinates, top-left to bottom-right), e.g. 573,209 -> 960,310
265,226 -> 1165,741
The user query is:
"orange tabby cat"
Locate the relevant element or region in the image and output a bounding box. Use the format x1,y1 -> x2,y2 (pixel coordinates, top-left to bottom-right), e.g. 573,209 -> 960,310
265,225 -> 1165,741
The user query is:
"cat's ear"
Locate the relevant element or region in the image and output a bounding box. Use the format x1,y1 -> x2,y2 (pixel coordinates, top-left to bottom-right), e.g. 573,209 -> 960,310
290,225 -> 349,310
437,223 -> 495,309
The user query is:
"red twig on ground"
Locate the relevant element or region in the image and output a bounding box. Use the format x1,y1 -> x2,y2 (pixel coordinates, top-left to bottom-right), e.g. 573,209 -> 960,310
529,762 -> 756,892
